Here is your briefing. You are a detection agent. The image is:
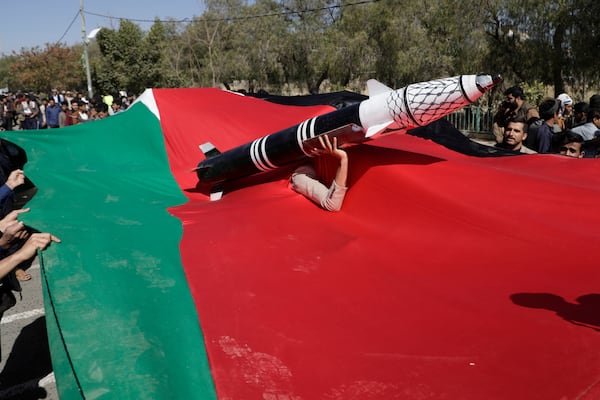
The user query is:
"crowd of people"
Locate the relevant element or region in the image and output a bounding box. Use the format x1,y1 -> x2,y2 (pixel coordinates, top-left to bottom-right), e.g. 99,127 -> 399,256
0,89 -> 135,131
493,85 -> 600,158
0,89 -> 136,355
0,165 -> 59,359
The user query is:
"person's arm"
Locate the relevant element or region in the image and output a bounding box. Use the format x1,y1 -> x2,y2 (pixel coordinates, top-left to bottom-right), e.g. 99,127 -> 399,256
0,232 -> 60,280
0,185 -> 11,204
0,169 -> 25,205
0,208 -> 29,233
323,135 -> 348,188
0,219 -> 28,250
291,135 -> 349,212
0,208 -> 31,250
29,105 -> 39,119
494,108 -> 509,126
5,169 -> 24,191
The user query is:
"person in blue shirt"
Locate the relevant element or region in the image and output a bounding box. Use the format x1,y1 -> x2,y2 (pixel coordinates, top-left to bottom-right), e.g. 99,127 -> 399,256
45,98 -> 61,129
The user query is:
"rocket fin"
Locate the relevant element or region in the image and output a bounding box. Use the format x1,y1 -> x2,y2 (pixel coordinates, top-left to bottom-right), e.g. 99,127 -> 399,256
199,142 -> 221,159
210,184 -> 224,201
365,121 -> 394,138
366,79 -> 393,97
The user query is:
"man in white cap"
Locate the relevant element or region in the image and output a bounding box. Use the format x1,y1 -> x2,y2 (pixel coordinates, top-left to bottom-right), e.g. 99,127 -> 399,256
556,93 -> 573,131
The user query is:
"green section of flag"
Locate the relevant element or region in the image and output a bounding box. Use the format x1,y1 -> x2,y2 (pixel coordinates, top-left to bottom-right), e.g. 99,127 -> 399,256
4,104 -> 216,399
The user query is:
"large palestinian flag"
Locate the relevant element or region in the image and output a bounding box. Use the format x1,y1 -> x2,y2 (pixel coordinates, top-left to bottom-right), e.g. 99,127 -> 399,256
4,87 -> 600,399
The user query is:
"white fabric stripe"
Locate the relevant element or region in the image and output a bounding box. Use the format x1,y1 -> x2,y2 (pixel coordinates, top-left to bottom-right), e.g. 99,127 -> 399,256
260,136 -> 276,169
251,138 -> 269,171
297,121 -> 311,156
134,88 -> 161,120
1,308 -> 45,324
250,139 -> 266,171
301,120 -> 309,141
256,137 -> 271,170
308,117 -> 317,139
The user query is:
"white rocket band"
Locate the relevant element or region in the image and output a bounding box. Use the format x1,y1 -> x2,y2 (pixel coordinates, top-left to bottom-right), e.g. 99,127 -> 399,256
250,136 -> 276,171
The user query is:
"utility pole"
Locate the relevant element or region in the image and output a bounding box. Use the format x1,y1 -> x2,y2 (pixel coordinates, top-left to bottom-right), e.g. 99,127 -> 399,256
81,0 -> 93,99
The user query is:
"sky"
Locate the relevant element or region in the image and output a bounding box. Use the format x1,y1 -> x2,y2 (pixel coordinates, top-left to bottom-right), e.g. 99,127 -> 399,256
0,0 -> 206,55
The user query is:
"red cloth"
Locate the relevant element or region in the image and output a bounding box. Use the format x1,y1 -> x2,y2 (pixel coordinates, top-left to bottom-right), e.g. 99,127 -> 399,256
155,88 -> 600,399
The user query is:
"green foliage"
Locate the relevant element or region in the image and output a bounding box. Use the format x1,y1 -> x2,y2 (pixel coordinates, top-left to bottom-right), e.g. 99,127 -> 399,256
94,19 -> 181,95
483,0 -> 600,98
3,0 -> 600,97
226,0 -> 288,92
5,44 -> 83,92
95,21 -> 145,95
521,81 -> 547,108
0,55 -> 18,89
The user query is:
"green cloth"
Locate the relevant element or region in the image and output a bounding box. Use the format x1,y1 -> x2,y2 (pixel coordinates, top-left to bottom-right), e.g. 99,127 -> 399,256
4,104 -> 216,399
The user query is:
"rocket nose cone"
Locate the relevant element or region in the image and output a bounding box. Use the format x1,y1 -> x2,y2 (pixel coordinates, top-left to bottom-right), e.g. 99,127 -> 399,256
475,74 -> 502,92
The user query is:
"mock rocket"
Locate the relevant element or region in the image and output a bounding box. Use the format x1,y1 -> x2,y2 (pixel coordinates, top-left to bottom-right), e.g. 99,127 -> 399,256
196,74 -> 501,195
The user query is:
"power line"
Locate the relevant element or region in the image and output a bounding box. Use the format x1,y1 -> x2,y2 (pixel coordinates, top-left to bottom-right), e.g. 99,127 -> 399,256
56,10 -> 81,45
212,0 -> 380,22
83,0 -> 379,25
83,10 -> 191,24
53,0 -> 378,49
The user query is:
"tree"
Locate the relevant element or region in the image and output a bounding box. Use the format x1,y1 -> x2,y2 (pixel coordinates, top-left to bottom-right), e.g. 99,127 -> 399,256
326,1 -> 377,91
276,0 -> 342,93
201,0 -> 245,89
141,20 -> 180,88
172,0 -> 239,88
0,55 -> 19,90
559,0 -> 600,98
3,0 -> 600,99
96,20 -> 166,94
162,20 -> 203,87
7,44 -> 82,92
95,24 -> 133,95
483,0 -> 600,98
225,0 -> 288,93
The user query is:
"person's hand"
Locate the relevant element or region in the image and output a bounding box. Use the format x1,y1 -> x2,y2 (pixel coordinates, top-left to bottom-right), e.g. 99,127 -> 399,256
15,232 -> 61,262
0,208 -> 29,232
318,135 -> 347,161
0,220 -> 29,249
5,169 -> 25,190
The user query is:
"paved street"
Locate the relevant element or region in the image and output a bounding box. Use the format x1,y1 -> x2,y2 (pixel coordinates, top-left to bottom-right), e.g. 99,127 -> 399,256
0,258 -> 59,400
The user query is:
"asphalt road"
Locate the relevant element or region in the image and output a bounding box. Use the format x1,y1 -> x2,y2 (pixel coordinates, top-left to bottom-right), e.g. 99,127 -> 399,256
0,258 -> 59,400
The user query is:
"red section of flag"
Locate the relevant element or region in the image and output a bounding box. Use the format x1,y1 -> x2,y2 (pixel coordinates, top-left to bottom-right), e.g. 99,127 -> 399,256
155,88 -> 600,399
